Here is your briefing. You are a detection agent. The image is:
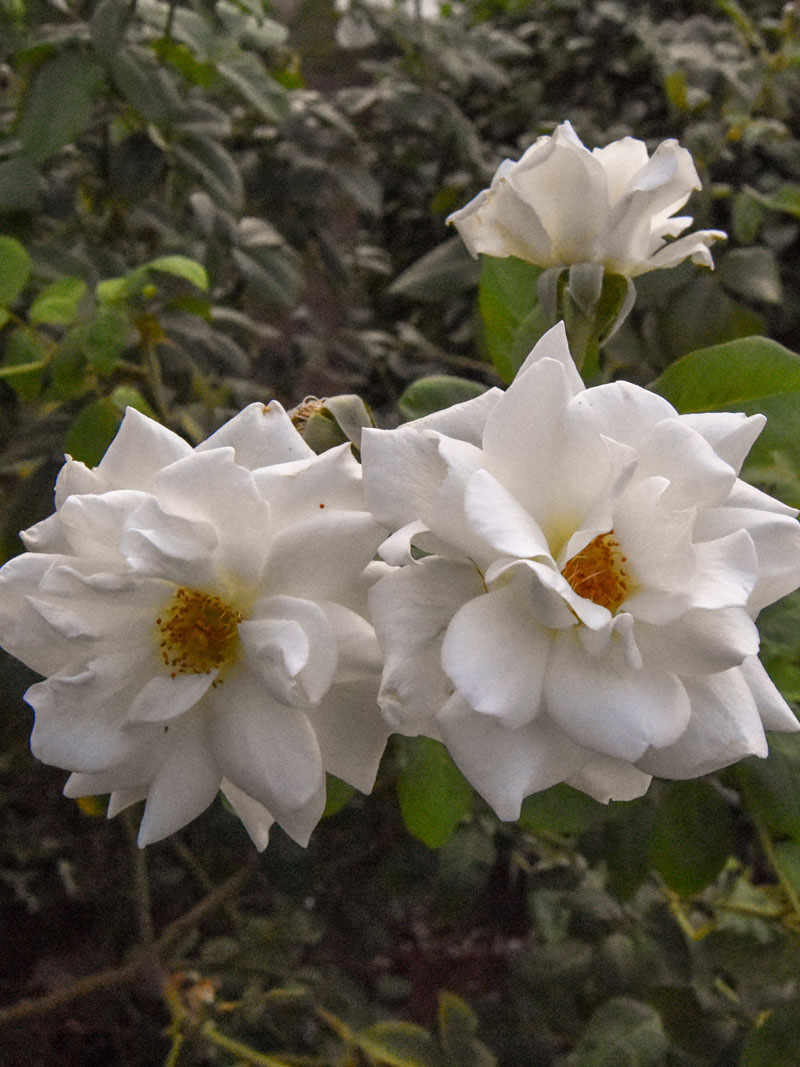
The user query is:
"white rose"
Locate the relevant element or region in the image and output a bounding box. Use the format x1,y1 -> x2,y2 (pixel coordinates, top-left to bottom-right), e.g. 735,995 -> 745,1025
0,404 -> 390,849
447,121 -> 726,277
362,324 -> 800,820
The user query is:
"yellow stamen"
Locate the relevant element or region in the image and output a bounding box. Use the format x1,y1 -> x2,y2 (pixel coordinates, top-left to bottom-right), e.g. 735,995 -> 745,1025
561,531 -> 629,613
157,588 -> 242,685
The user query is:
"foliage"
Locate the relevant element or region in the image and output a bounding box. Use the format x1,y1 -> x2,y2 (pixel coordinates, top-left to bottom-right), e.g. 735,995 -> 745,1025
2,0 -> 800,1065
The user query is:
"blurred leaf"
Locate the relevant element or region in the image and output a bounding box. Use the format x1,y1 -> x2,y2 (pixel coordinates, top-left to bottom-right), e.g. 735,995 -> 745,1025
389,237 -> 479,302
398,376 -> 488,421
438,992 -> 496,1067
574,997 -> 669,1067
217,53 -> 289,123
774,839 -> 800,893
110,386 -> 155,418
29,277 -> 87,325
231,245 -> 302,307
648,781 -> 733,895
717,248 -> 782,304
83,304 -> 130,374
744,183 -> 800,221
397,737 -> 473,850
173,135 -> 244,215
478,255 -> 543,382
656,276 -> 764,362
1,328 -> 47,399
735,733 -> 800,839
601,799 -> 654,900
649,985 -> 727,1063
323,774 -> 355,818
357,1020 -> 442,1067
112,48 -> 178,126
0,236 -> 31,306
148,255 -> 208,291
519,783 -> 607,837
90,0 -> 132,58
0,156 -> 40,213
740,1001 -> 800,1066
20,51 -> 105,163
66,398 -> 123,466
50,334 -> 89,400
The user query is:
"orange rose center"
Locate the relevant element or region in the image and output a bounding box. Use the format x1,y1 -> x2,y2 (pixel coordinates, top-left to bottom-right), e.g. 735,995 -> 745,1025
156,588 -> 242,681
561,531 -> 629,613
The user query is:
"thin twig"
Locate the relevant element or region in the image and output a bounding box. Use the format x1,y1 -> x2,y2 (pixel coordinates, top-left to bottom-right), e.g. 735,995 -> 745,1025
0,858 -> 257,1029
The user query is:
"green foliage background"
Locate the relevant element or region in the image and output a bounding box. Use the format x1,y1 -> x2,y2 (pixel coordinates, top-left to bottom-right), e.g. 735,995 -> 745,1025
1,0 -> 800,1064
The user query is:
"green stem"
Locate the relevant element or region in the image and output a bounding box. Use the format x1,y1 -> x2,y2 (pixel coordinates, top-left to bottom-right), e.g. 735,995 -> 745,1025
755,816 -> 800,924
200,1021 -> 296,1067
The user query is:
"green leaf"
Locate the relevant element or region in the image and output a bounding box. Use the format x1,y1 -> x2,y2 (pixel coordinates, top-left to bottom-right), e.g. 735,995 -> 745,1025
774,839 -> 800,894
650,336 -> 800,470
398,376 -> 488,421
717,247 -> 782,304
29,277 -> 87,325
574,997 -> 669,1067
0,156 -> 40,213
110,386 -> 155,418
216,53 -> 289,123
734,733 -> 800,839
519,784 -> 607,837
19,52 -> 105,163
83,305 -> 130,373
743,183 -> 800,221
323,774 -> 355,818
231,246 -> 302,308
397,737 -> 473,849
357,1021 -> 442,1067
50,333 -> 89,400
438,992 -> 496,1067
740,1001 -> 800,1067
66,399 -> 123,466
389,237 -> 480,303
1,328 -> 47,399
601,799 -> 655,900
655,275 -> 764,363
0,236 -> 31,306
147,256 -> 208,291
112,48 -> 177,127
478,255 -> 543,382
173,135 -> 244,215
648,780 -> 733,895
90,0 -> 132,58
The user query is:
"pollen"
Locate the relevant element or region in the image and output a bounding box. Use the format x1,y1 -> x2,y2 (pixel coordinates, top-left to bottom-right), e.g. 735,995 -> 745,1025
157,588 -> 242,684
561,531 -> 629,613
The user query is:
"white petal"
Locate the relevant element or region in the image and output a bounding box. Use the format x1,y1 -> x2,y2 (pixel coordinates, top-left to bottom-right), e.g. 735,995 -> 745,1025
739,656 -> 800,733
690,531 -> 759,610
253,443 -> 368,526
593,136 -> 650,203
405,388 -> 503,446
120,497 -> 218,587
264,511 -> 384,603
138,718 -> 221,846
220,779 -> 273,850
634,607 -> 759,677
369,558 -> 484,734
127,671 -> 217,724
637,668 -> 768,777
208,670 -> 324,814
196,401 -> 314,467
641,230 -> 726,273
95,407 -> 192,489
680,412 -> 765,474
634,418 -> 736,509
566,754 -> 652,802
319,601 -> 382,680
361,426 -> 445,532
514,321 -> 585,394
304,677 -> 389,793
438,694 -> 590,821
58,489 -> 151,565
151,449 -> 272,586
442,584 -> 552,727
545,627 -> 691,761
464,468 -> 551,559
241,596 -> 337,707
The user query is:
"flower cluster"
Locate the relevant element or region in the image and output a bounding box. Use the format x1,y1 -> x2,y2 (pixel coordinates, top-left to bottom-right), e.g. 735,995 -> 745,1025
447,121 -> 726,278
361,324 -> 800,817
0,403 -> 390,849
0,124 -> 797,851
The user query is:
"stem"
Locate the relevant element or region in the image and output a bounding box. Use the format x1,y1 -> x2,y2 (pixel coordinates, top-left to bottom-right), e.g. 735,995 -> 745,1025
200,1020 -> 296,1067
755,816 -> 800,925
124,808 -> 154,945
0,859 -> 256,1029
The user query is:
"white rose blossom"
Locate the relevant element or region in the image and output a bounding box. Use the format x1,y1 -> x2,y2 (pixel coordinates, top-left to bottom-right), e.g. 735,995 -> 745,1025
361,324 -> 800,820
447,121 -> 726,277
0,404 -> 390,849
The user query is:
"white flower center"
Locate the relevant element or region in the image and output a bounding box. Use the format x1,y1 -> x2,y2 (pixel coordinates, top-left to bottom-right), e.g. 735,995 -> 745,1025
561,531 -> 629,613
156,588 -> 242,682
